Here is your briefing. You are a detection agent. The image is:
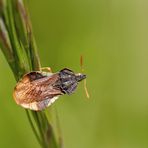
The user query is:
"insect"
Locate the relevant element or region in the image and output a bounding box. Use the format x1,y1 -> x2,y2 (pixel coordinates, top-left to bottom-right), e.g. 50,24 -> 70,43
13,68 -> 86,111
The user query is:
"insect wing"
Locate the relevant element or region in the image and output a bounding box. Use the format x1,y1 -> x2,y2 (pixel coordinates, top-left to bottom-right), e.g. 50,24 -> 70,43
13,71 -> 63,110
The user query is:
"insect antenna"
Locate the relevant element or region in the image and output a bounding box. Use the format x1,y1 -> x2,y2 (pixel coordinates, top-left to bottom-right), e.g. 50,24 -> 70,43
80,55 -> 90,98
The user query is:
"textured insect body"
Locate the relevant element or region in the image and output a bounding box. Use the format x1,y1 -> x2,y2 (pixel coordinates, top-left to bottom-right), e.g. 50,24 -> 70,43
59,69 -> 86,94
13,68 -> 86,111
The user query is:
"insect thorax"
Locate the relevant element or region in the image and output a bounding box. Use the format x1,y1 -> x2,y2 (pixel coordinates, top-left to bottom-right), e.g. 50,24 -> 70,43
58,68 -> 78,94
58,68 -> 86,95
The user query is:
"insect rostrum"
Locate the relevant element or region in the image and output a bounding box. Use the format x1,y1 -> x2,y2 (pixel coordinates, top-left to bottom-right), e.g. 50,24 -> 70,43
13,68 -> 86,111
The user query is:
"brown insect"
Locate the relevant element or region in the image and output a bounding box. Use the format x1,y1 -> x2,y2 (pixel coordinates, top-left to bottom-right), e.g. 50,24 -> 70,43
13,68 -> 86,111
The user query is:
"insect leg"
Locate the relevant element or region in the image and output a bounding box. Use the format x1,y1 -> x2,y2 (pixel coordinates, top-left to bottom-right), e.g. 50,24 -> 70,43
40,67 -> 52,73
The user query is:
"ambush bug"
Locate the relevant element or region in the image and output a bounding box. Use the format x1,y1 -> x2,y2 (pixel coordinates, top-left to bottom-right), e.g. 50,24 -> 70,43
13,68 -> 86,111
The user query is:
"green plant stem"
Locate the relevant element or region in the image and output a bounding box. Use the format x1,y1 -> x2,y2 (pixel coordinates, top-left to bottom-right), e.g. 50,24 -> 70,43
0,0 -> 61,148
26,110 -> 42,146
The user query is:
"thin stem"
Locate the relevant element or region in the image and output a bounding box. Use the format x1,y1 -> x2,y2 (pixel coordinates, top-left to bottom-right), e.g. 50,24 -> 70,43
26,110 -> 42,147
0,0 -> 62,148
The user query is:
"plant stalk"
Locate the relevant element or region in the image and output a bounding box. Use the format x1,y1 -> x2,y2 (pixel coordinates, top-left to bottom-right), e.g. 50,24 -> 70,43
0,0 -> 62,148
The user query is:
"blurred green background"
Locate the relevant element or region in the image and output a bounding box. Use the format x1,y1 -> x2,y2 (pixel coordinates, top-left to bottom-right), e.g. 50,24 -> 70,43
1,0 -> 148,148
